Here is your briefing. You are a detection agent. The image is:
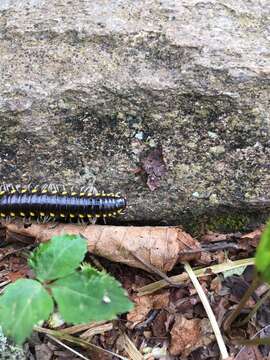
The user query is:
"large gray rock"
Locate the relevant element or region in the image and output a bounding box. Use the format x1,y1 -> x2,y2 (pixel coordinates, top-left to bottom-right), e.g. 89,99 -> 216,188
0,0 -> 269,229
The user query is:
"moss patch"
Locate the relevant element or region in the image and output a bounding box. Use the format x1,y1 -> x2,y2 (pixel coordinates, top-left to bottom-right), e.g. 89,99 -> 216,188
205,213 -> 250,233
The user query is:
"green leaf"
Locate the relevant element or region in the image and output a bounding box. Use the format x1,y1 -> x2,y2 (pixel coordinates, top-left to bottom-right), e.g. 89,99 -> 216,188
29,234 -> 88,282
256,222 -> 270,283
50,267 -> 133,323
0,279 -> 53,344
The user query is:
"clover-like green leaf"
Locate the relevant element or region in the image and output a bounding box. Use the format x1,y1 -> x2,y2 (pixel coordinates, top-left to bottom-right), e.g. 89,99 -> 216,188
50,266 -> 133,323
255,221 -> 270,283
0,279 -> 53,344
29,234 -> 88,282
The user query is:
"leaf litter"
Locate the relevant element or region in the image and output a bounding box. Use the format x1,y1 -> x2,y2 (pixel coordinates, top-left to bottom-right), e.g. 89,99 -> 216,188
0,220 -> 269,359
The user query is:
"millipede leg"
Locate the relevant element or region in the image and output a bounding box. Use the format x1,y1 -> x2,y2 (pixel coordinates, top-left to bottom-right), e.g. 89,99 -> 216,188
83,184 -> 98,195
36,216 -> 51,224
41,183 -> 49,192
77,218 -> 88,227
42,215 -> 52,223
80,185 -> 90,193
48,183 -> 66,193
59,184 -> 66,192
2,183 -> 15,192
24,217 -> 32,226
0,215 -> 7,224
4,183 -> 10,192
27,183 -> 39,192
48,222 -> 59,229
5,215 -> 16,224
15,184 -> 22,191
48,184 -> 57,193
90,217 -> 97,225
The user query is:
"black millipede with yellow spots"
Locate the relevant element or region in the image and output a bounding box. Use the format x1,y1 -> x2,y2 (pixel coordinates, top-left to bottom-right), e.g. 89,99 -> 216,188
0,186 -> 127,220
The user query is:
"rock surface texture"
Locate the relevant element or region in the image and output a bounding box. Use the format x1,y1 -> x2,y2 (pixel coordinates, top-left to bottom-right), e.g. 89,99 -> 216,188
0,0 -> 269,227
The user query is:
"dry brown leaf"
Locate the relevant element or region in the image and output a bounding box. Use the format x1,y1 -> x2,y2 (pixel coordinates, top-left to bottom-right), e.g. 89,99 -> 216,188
127,291 -> 170,326
151,291 -> 170,309
7,270 -> 28,282
3,222 -> 200,272
140,147 -> 167,191
169,315 -> 214,357
201,232 -> 229,243
239,228 -> 263,249
151,310 -> 167,338
241,228 -> 263,241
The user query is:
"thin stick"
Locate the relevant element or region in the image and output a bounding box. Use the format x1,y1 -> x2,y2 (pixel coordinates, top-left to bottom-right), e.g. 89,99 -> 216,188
46,334 -> 90,360
34,326 -> 128,360
236,337 -> 270,346
138,257 -> 255,296
224,273 -> 261,332
234,324 -> 270,350
237,287 -> 270,327
131,252 -> 180,287
183,262 -> 229,360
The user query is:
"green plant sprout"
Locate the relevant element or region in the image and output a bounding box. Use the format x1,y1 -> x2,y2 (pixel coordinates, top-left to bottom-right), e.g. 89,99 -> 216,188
225,221 -> 270,338
0,234 -> 133,344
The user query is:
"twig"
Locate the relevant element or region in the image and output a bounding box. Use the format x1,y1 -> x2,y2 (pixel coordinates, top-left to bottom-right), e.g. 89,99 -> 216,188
236,287 -> 270,327
131,252 -> 180,287
224,272 -> 261,332
236,337 -> 270,346
138,257 -> 255,296
0,245 -> 34,261
234,324 -> 270,349
34,326 -> 129,360
181,242 -> 239,254
183,262 -> 229,360
46,334 -> 90,360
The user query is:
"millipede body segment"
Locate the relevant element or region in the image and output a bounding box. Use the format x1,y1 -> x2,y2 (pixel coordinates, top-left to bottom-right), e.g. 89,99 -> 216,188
0,185 -> 127,220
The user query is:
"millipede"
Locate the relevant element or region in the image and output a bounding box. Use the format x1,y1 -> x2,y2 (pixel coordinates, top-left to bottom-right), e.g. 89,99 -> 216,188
0,184 -> 127,222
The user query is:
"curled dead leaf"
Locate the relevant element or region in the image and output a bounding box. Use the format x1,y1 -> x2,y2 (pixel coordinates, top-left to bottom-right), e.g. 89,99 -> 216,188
3,222 -> 200,273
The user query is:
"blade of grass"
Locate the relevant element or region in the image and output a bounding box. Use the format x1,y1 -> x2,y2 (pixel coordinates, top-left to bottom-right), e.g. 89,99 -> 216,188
138,258 -> 255,296
183,262 -> 229,360
118,333 -> 143,360
46,334 -> 90,360
61,321 -> 108,335
35,326 -> 129,360
80,322 -> 113,340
